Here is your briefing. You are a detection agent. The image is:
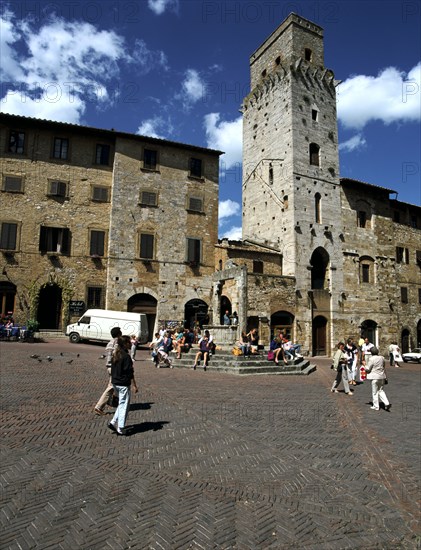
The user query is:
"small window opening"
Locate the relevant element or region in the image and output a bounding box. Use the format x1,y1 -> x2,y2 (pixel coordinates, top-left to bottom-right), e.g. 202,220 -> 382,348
305,48 -> 312,62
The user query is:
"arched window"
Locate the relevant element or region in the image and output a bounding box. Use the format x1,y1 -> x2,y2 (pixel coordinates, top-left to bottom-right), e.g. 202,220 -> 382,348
310,247 -> 330,289
315,193 -> 321,223
309,143 -> 320,166
269,164 -> 273,185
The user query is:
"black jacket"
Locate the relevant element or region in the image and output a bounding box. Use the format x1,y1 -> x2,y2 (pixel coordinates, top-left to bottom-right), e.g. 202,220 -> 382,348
111,351 -> 134,387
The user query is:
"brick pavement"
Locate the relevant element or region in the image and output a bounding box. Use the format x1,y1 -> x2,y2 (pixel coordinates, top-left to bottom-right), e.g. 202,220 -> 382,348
0,340 -> 420,549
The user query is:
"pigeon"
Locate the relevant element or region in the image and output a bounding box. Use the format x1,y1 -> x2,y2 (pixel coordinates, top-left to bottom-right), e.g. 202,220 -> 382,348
37,358 -> 42,362
76,354 -> 80,357
66,359 -> 73,364
60,352 -> 63,356
30,354 -> 40,359
47,356 -> 53,362
99,355 -> 106,359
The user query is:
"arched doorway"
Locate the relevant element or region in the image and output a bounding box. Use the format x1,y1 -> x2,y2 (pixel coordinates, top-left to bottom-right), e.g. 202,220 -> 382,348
128,293 -> 157,341
185,299 -> 208,329
37,284 -> 62,329
361,319 -> 377,345
220,295 -> 231,324
271,310 -> 294,340
0,281 -> 16,317
312,315 -> 327,355
310,247 -> 329,289
401,329 -> 410,353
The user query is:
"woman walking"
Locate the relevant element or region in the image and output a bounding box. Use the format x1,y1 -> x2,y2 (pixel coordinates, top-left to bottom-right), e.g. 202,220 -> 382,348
330,342 -> 353,395
365,346 -> 391,411
108,335 -> 138,435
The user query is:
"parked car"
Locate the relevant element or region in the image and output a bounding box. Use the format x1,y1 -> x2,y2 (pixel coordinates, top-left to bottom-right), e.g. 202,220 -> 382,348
402,348 -> 421,363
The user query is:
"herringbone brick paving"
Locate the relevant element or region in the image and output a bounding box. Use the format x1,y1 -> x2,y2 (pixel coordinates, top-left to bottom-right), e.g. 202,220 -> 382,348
0,341 -> 420,549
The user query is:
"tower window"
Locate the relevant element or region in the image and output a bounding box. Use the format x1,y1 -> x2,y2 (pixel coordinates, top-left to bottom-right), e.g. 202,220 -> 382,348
309,143 -> 320,166
312,109 -> 318,121
401,287 -> 408,303
315,193 -> 321,223
269,165 -> 273,185
275,56 -> 281,66
253,260 -> 263,274
305,48 -> 312,62
261,69 -> 267,78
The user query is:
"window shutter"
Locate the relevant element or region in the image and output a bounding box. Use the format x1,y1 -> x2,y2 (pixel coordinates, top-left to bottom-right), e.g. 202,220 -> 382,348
189,197 -> 203,212
0,223 -> 17,250
140,234 -> 154,259
50,181 -> 66,197
141,191 -> 157,206
61,228 -> 71,254
90,231 -> 105,256
92,186 -> 109,202
187,238 -> 200,263
4,177 -> 22,192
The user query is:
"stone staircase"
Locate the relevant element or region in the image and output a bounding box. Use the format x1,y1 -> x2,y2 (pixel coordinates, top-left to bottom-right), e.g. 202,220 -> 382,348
170,349 -> 316,376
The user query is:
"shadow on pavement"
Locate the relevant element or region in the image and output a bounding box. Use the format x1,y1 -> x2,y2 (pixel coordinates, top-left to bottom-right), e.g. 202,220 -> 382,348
125,421 -> 169,435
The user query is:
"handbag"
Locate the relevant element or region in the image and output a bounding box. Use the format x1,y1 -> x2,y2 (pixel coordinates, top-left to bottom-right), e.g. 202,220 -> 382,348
232,347 -> 242,356
107,392 -> 119,407
267,350 -> 274,361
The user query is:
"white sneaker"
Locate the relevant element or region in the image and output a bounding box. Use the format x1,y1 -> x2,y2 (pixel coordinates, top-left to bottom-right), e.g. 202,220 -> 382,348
370,406 -> 379,410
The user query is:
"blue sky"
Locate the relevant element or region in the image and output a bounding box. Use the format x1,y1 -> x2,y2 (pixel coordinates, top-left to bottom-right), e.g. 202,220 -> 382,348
1,0 -> 420,239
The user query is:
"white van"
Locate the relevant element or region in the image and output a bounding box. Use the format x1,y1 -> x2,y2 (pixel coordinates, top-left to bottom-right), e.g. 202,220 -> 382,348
66,309 -> 149,345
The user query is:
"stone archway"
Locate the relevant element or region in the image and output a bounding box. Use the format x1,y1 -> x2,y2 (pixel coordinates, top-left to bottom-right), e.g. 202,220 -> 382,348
271,310 -> 294,341
360,319 -> 378,346
220,295 -> 232,324
0,281 -> 16,317
128,293 -> 157,341
37,283 -> 62,329
310,247 -> 330,290
312,315 -> 327,356
185,299 -> 208,330
401,328 -> 410,354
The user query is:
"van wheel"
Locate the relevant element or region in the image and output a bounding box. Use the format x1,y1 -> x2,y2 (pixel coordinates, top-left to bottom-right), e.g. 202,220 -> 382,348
69,332 -> 81,343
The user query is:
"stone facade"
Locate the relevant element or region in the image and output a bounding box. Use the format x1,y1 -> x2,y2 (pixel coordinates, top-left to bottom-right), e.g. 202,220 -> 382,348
239,13 -> 421,355
0,113 -> 221,335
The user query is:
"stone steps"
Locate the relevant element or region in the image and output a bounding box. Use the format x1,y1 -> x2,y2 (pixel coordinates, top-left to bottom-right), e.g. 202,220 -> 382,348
169,351 -> 316,376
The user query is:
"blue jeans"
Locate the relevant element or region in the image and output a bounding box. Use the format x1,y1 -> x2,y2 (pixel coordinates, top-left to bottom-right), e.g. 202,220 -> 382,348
111,385 -> 131,429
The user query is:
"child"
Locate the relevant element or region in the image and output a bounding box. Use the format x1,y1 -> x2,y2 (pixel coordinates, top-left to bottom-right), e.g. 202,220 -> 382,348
130,334 -> 139,361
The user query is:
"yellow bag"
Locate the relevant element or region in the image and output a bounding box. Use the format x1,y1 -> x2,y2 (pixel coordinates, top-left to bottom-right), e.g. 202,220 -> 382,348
232,347 -> 243,356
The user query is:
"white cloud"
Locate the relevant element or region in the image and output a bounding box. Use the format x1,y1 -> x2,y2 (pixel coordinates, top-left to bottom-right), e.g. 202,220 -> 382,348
219,199 -> 240,220
0,11 -> 166,123
181,69 -> 206,106
204,113 -> 242,168
339,133 -> 367,153
337,63 -> 421,130
136,117 -> 169,139
1,89 -> 85,123
220,226 -> 243,240
148,0 -> 179,15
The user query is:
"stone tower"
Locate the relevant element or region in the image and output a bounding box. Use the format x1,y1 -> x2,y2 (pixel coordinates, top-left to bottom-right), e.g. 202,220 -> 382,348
242,13 -> 344,353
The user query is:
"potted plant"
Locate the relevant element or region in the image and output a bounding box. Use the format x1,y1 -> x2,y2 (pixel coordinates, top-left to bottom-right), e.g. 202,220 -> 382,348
27,319 -> 40,341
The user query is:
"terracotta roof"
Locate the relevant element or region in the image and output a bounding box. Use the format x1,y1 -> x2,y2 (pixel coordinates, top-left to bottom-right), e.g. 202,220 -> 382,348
340,177 -> 396,194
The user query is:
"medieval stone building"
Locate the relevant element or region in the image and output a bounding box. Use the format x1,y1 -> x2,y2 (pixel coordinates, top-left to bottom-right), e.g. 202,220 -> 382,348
217,13 -> 420,354
1,13 -> 420,354
0,114 -> 221,337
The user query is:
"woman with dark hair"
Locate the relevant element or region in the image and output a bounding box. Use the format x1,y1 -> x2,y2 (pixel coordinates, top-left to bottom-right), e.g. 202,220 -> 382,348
108,335 -> 138,435
330,341 -> 353,395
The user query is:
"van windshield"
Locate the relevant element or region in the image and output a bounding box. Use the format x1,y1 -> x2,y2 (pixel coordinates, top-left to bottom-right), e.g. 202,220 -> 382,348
79,316 -> 91,324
